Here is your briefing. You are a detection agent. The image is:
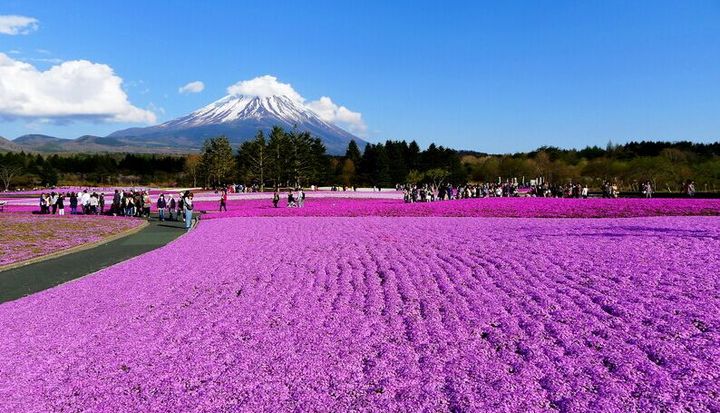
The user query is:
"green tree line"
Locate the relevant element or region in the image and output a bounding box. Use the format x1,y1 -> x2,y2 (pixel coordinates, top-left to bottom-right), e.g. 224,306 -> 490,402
463,142 -> 720,192
0,152 -> 185,189
2,135 -> 720,192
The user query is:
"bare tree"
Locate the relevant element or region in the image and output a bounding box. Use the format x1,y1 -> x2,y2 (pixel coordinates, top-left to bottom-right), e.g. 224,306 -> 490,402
0,164 -> 22,191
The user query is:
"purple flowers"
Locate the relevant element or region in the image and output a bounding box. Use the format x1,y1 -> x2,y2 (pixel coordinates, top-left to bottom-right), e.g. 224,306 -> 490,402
197,197 -> 720,219
0,215 -> 718,411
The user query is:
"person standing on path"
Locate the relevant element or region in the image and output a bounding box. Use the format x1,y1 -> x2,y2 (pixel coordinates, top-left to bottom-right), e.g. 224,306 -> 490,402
142,192 -> 152,218
272,190 -> 280,208
183,191 -> 194,230
157,194 -> 167,221
177,192 -> 184,221
168,195 -> 176,221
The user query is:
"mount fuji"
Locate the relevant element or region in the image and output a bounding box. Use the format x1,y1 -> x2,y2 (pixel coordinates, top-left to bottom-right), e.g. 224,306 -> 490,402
108,94 -> 367,154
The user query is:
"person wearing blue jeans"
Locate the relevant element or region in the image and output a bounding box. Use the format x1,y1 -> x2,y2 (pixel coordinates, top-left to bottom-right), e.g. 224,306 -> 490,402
183,191 -> 194,229
157,193 -> 167,222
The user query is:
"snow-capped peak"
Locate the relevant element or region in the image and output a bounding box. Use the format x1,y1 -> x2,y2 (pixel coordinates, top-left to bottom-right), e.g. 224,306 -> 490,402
161,94 -> 323,128
107,88 -> 366,155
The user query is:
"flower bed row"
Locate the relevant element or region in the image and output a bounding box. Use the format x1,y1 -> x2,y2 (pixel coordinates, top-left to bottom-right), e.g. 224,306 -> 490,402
6,193 -> 719,218
0,215 -> 145,268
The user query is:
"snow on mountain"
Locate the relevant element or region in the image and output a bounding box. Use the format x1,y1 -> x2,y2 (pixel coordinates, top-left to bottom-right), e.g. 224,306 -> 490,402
109,94 -> 367,154
165,95 -> 317,127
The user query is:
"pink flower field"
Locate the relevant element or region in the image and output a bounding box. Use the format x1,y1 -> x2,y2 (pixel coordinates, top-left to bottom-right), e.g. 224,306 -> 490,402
0,216 -> 718,411
198,197 -> 720,219
5,191 -> 720,219
0,215 -> 144,268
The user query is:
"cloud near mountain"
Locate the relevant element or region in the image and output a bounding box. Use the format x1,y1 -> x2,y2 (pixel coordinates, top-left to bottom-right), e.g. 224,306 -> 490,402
0,53 -> 156,123
306,96 -> 367,136
179,80 -> 205,94
226,75 -> 367,136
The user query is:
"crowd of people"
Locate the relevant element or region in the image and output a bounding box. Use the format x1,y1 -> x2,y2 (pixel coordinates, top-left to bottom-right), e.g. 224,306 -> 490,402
399,181 -> 595,203
397,178 -> 706,203
35,188 -> 198,230
147,190 -> 195,230
271,188 -> 306,208
28,178 -> 705,222
107,189 -> 153,218
38,190 -> 107,215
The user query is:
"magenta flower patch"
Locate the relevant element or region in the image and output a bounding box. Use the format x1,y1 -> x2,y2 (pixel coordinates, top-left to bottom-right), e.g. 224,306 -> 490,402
0,216 -> 717,411
197,197 -> 720,218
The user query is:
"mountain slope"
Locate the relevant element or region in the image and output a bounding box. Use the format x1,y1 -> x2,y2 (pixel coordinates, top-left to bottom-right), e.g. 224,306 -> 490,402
7,134 -> 191,154
0,136 -> 23,152
12,134 -> 68,152
110,95 -> 367,154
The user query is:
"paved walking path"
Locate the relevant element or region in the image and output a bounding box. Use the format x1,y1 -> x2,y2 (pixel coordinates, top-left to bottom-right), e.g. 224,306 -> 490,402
0,215 -> 194,304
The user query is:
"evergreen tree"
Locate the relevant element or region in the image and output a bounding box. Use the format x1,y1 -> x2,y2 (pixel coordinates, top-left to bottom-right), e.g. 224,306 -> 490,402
39,164 -> 59,187
286,130 -> 326,187
345,140 -> 362,166
385,140 -> 409,184
406,140 -> 421,170
237,130 -> 273,190
268,126 -> 290,186
200,136 -> 235,187
263,126 -> 328,188
359,143 -> 391,187
420,143 -> 444,170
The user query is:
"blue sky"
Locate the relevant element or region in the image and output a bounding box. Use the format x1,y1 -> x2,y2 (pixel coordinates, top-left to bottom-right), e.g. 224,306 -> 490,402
1,0 -> 719,153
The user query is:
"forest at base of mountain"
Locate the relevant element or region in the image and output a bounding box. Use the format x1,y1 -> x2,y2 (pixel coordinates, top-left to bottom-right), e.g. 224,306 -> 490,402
2,135 -> 719,193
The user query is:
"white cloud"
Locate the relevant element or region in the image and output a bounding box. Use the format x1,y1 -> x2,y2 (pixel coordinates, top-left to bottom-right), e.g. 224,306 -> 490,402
306,96 -> 367,135
178,80 -> 205,94
0,15 -> 38,35
0,53 -> 156,123
227,75 -> 303,103
27,57 -> 63,64
227,75 -> 366,135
